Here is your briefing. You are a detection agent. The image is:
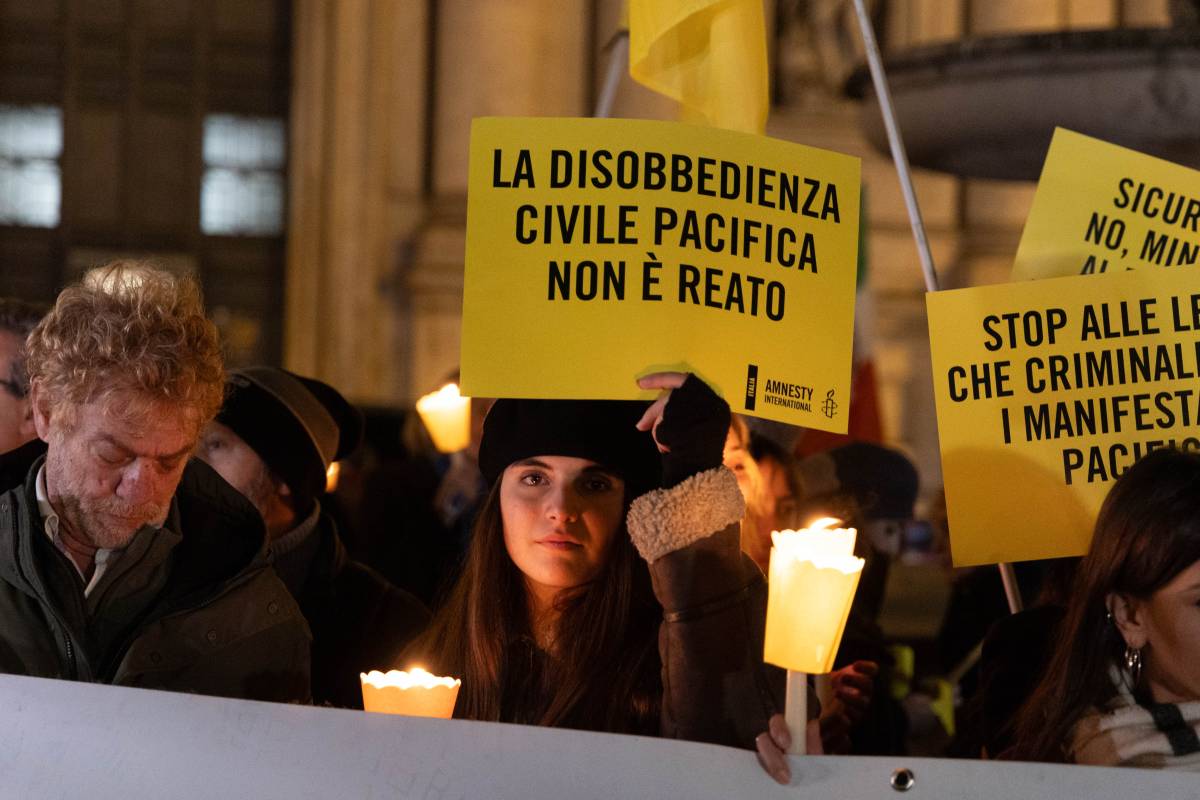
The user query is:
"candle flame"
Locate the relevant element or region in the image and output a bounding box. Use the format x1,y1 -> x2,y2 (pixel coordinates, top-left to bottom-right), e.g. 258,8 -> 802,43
764,518 -> 864,674
770,518 -> 863,574
360,667 -> 461,690
416,383 -> 472,453
417,383 -> 467,410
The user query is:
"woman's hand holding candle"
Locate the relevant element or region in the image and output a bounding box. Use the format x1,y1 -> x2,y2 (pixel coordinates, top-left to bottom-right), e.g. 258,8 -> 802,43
755,715 -> 823,785
762,518 -> 865,766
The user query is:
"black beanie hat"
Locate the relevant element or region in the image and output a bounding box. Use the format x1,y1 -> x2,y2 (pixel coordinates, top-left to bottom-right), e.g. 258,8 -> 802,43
217,367 -> 364,510
478,399 -> 661,498
823,442 -> 919,520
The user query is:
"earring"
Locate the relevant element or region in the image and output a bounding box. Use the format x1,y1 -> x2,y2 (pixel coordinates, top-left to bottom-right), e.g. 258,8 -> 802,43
1124,645 -> 1143,686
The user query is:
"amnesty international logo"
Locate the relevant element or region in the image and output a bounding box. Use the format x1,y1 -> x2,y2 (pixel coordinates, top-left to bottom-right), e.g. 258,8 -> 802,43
821,389 -> 838,419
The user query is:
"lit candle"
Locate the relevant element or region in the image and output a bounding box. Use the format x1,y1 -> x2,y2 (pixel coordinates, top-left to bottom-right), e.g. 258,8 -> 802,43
360,668 -> 461,718
763,517 -> 865,755
415,383 -> 471,453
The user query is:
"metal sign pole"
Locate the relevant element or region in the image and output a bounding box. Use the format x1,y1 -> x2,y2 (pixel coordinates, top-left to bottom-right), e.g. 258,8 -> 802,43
848,0 -> 1022,614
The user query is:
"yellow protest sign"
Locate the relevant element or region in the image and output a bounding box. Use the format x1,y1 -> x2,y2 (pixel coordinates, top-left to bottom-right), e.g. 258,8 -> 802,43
1013,128 -> 1200,280
928,267 -> 1200,566
460,117 -> 860,432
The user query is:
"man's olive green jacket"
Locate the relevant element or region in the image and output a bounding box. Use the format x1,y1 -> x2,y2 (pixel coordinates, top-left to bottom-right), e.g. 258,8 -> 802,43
0,442 -> 311,702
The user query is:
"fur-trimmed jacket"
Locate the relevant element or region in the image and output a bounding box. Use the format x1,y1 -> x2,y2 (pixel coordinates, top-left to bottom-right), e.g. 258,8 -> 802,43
628,464 -> 780,748
411,463 -> 780,747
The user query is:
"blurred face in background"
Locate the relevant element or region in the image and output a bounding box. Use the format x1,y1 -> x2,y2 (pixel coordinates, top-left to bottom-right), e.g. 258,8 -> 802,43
724,425 -> 774,571
756,453 -> 799,534
195,421 -> 295,540
723,427 -> 756,501
195,422 -> 276,514
0,330 -> 36,455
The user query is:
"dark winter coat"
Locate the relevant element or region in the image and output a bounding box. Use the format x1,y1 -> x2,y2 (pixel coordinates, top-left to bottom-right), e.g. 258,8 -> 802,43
409,465 -> 781,749
627,465 -> 782,748
273,508 -> 430,708
0,448 -> 311,702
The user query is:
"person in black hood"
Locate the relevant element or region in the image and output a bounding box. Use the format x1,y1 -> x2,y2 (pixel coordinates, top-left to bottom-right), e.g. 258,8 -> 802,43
195,366 -> 430,708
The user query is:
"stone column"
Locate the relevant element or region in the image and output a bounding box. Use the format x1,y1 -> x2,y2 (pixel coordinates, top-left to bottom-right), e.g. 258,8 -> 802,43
286,0 -> 428,404
399,0 -> 592,401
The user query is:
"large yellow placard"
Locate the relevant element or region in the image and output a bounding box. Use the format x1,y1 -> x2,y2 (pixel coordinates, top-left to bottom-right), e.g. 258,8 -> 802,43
1013,128 -> 1200,280
460,117 -> 860,432
928,267 -> 1200,566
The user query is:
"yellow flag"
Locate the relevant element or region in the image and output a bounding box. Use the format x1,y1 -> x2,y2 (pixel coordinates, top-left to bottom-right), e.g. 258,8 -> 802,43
628,0 -> 769,134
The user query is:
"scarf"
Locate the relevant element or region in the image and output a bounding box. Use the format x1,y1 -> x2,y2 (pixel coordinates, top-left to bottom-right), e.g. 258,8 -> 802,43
1071,666 -> 1200,770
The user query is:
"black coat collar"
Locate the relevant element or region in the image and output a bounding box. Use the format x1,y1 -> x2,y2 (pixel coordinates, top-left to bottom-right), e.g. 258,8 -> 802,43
0,447 -> 268,607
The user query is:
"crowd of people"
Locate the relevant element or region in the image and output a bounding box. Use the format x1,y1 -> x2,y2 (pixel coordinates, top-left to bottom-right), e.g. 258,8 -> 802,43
0,261 -> 1197,778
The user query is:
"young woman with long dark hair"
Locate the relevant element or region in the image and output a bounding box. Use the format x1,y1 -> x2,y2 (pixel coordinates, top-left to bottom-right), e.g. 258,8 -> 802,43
1010,448 -> 1200,768
407,372 -> 782,746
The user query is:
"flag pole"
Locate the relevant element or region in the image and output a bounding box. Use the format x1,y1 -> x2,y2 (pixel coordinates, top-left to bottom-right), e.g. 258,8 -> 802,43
594,31 -> 630,119
848,0 -> 937,293
848,0 -> 1022,614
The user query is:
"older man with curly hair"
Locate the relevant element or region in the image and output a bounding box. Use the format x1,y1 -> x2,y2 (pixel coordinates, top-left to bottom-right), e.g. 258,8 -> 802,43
0,263 -> 311,702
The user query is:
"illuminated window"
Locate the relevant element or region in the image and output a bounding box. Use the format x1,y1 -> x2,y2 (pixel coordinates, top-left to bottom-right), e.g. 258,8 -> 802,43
200,114 -> 285,236
0,105 -> 62,228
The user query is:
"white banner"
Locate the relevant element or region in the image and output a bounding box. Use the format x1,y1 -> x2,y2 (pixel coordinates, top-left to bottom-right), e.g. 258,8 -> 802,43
0,674 -> 1192,798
